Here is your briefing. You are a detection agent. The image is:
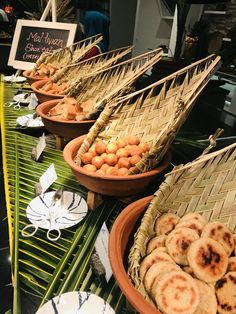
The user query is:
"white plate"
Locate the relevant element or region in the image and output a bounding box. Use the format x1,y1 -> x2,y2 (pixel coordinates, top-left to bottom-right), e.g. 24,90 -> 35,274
36,291 -> 115,314
4,75 -> 26,83
26,191 -> 88,230
13,93 -> 32,104
16,114 -> 44,128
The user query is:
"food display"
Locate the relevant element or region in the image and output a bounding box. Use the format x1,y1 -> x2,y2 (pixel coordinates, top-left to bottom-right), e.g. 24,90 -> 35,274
136,211 -> 236,314
39,81 -> 70,95
76,136 -> 150,176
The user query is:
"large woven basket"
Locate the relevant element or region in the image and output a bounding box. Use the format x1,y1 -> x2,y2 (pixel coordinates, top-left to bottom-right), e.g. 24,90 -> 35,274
128,141 -> 236,305
47,45 -> 133,86
31,34 -> 103,73
75,55 -> 221,174
59,48 -> 163,119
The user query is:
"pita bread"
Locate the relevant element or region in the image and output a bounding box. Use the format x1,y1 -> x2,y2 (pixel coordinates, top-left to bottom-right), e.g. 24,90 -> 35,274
193,279 -> 217,314
166,227 -> 199,265
215,272 -> 236,314
202,222 -> 234,256
140,249 -> 174,280
227,257 -> 236,272
146,235 -> 167,254
176,220 -> 204,236
143,261 -> 181,292
180,212 -> 207,226
187,238 -> 228,283
152,270 -> 199,314
155,213 -> 180,236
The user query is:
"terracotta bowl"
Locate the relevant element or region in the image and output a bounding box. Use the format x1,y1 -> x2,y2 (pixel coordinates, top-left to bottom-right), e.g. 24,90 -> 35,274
36,100 -> 95,139
108,196 -> 161,314
31,79 -> 64,103
23,70 -> 50,86
63,136 -> 171,197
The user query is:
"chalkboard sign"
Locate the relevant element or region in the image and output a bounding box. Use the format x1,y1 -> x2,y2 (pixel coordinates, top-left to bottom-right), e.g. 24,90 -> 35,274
8,20 -> 77,70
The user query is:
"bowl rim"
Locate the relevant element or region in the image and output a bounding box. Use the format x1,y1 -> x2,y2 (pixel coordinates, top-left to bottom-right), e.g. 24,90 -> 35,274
31,79 -> 65,98
36,100 -> 96,125
63,136 -> 171,181
108,195 -> 161,314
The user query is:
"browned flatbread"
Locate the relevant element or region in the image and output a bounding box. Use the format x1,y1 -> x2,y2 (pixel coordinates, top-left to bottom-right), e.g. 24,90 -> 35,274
176,219 -> 204,236
233,234 -> 236,256
202,222 -> 234,256
143,261 -> 181,292
155,213 -> 180,235
187,238 -> 228,283
227,257 -> 236,272
193,279 -> 217,314
152,270 -> 199,314
215,272 -> 236,314
139,249 -> 174,280
146,235 -> 167,254
166,227 -> 199,265
180,212 -> 207,226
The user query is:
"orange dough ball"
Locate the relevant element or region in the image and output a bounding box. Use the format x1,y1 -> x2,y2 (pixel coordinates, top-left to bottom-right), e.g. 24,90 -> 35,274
128,135 -> 140,145
100,164 -> 110,172
118,157 -> 130,169
139,142 -> 150,154
81,152 -> 94,165
95,141 -> 106,155
106,143 -> 118,154
118,167 -> 129,176
116,148 -> 129,158
116,139 -> 127,148
129,145 -> 143,157
105,153 -> 118,166
106,166 -> 118,176
83,164 -> 97,172
96,169 -> 105,175
100,153 -> 107,161
130,154 -> 142,166
91,156 -> 104,169
88,146 -> 97,157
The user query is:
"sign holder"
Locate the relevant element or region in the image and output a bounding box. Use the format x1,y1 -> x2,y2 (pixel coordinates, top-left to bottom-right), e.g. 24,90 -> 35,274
14,0 -> 57,75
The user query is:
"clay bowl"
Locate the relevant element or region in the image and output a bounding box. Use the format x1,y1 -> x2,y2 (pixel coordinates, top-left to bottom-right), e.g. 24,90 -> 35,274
23,70 -> 50,86
31,79 -> 64,103
108,196 -> 161,314
36,100 -> 95,139
63,136 -> 171,197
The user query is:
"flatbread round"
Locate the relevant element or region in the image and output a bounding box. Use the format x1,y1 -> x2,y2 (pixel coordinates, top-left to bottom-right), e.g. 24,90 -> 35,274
166,227 -> 199,265
143,261 -> 181,292
180,212 -> 207,226
155,213 -> 180,236
215,272 -> 236,314
233,234 -> 236,256
146,235 -> 167,254
187,238 -> 228,283
152,270 -> 199,314
183,266 -> 195,277
139,249 -> 174,280
202,222 -> 234,256
227,257 -> 236,272
193,279 -> 217,314
175,219 -> 204,236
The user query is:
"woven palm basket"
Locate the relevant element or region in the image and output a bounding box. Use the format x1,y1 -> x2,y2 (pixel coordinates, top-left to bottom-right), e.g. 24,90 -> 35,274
61,48 -> 163,120
75,54 -> 221,172
43,45 -> 133,89
128,140 -> 236,304
32,34 -> 103,74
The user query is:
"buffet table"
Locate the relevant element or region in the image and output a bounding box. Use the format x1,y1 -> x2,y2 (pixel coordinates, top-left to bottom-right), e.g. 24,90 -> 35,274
1,79 -> 133,313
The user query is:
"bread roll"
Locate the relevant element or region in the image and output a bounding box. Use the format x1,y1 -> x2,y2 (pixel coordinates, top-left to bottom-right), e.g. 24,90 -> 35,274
202,222 -> 234,256
187,238 -> 228,283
